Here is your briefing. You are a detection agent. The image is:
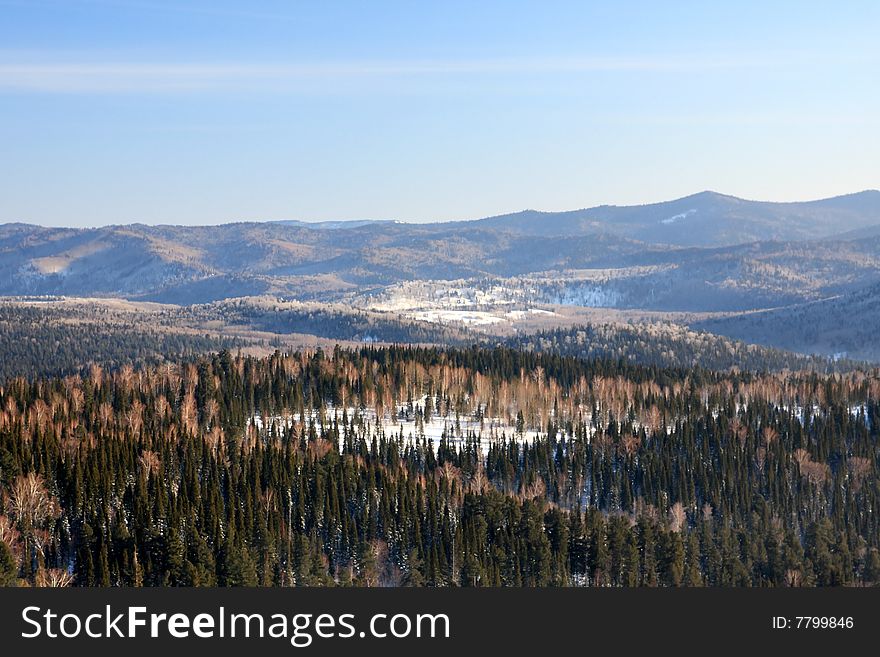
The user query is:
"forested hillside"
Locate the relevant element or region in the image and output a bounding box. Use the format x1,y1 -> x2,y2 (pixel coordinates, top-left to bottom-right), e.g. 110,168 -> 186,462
0,303 -> 241,381
1,347 -> 878,587
506,325 -> 864,373
693,282 -> 880,362
0,300 -> 470,381
5,189 -> 880,365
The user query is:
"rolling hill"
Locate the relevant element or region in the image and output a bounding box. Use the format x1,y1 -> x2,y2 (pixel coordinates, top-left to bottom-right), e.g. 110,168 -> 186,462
2,190 -> 879,361
692,282 -> 880,362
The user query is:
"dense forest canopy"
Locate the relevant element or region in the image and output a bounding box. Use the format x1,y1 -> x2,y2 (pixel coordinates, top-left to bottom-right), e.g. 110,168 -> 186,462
2,300 -> 865,384
0,346 -> 878,587
0,303 -> 241,381
506,325 -> 865,374
0,300 -> 474,382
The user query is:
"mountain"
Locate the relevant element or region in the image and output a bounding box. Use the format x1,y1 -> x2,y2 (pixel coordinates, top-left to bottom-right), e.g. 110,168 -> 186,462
1,190 -> 879,325
1,191 -> 877,305
273,219 -> 396,230
0,219 -> 649,300
466,190 -> 880,246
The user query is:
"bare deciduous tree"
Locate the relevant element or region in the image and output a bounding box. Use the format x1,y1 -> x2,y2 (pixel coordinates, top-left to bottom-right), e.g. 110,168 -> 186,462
8,473 -> 60,572
307,438 -> 333,461
181,392 -> 198,435
521,478 -> 546,500
469,466 -> 490,495
669,502 -> 686,533
9,473 -> 59,534
793,449 -> 830,485
36,568 -> 73,587
702,503 -> 714,522
762,426 -> 779,446
138,450 -> 161,479
847,456 -> 872,492
0,514 -> 21,561
784,569 -> 802,587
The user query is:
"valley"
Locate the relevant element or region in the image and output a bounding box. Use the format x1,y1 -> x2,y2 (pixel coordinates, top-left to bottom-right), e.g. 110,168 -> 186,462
2,189 -> 880,372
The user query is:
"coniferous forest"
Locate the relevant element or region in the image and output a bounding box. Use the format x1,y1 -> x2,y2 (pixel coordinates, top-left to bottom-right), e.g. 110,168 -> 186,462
0,346 -> 878,587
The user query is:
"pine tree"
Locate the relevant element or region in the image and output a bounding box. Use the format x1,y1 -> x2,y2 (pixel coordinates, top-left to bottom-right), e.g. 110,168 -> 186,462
0,540 -> 18,586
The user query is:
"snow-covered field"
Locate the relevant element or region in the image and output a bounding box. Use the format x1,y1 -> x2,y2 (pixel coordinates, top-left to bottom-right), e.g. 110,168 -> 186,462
409,310 -> 505,326
247,395 -> 871,458
368,281 -> 525,313
249,396 -> 548,451
505,308 -> 556,320
354,274 -> 641,328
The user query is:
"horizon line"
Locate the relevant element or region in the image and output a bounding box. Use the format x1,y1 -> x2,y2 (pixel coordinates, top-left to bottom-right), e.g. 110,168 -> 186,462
2,188 -> 879,230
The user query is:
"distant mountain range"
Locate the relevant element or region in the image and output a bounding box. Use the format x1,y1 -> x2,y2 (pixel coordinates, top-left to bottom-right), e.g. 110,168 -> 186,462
2,190 -> 879,360
462,189 -> 880,245
274,219 -> 396,230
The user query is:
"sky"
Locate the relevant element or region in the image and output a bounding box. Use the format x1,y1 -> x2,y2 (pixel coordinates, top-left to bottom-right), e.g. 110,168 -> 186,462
0,1 -> 878,226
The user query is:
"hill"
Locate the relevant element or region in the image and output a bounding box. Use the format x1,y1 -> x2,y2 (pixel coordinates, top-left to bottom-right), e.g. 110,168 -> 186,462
693,282 -> 880,362
2,190 -> 879,306
466,190 -> 880,246
3,191 -> 879,362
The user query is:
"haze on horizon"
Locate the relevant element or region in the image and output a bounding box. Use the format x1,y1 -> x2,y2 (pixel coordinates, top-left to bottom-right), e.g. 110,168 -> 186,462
1,1 -> 878,227
3,188 -> 880,230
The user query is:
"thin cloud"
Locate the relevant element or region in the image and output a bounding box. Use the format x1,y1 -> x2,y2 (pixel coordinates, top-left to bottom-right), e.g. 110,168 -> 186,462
0,0 -> 298,21
0,53 -> 816,94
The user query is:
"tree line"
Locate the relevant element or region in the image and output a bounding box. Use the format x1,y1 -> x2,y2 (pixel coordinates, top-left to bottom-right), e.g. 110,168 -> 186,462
0,346 -> 878,586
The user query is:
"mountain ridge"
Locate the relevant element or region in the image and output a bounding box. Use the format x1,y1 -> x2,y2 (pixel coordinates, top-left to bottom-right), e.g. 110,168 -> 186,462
2,189 -> 879,320
4,189 -> 878,232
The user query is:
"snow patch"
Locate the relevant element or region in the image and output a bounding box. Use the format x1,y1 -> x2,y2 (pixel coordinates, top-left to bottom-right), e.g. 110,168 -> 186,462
505,308 -> 558,319
548,286 -> 621,307
249,396 -> 550,453
661,209 -> 697,225
410,310 -> 504,326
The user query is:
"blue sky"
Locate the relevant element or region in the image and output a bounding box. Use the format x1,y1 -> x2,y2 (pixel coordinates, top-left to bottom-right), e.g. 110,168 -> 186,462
1,1 -> 878,226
